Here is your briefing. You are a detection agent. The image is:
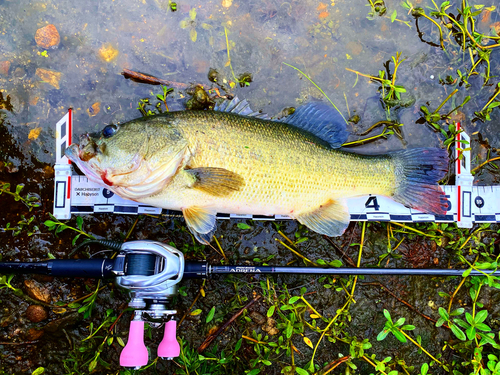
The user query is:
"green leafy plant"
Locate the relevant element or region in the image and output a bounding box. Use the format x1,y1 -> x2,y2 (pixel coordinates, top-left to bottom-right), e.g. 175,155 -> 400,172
1,215 -> 40,237
475,83 -> 500,121
44,213 -> 95,245
347,51 -> 408,119
0,182 -> 41,210
0,274 -> 23,297
137,98 -> 156,117
156,85 -> 174,112
377,309 -> 416,343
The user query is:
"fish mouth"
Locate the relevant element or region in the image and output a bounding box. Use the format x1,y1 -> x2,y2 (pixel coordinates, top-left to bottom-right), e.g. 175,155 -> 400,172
65,143 -> 107,185
65,142 -> 147,189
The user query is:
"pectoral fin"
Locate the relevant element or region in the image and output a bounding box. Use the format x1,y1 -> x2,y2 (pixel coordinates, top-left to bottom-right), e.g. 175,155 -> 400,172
296,199 -> 350,237
182,206 -> 217,244
185,167 -> 244,197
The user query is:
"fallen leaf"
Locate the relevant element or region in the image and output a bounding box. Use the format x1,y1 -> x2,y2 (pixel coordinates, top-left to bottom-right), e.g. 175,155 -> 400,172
98,44 -> 119,62
35,24 -> 60,49
24,279 -> 51,303
28,127 -> 42,140
492,22 -> 500,35
346,53 -> 352,60
303,336 -> 313,349
317,2 -> 327,11
87,102 -> 100,117
36,68 -> 62,89
319,11 -> 329,18
481,9 -> 491,24
222,0 -> 233,7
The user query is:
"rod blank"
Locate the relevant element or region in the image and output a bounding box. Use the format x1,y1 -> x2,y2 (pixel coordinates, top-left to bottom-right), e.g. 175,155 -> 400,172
209,265 -> 495,277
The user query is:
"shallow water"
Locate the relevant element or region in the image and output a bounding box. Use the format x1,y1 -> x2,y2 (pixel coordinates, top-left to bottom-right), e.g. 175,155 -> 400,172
1,0 -> 500,374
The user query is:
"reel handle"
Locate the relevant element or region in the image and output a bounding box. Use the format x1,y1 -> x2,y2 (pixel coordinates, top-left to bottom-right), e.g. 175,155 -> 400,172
120,320 -> 149,369
158,320 -> 180,359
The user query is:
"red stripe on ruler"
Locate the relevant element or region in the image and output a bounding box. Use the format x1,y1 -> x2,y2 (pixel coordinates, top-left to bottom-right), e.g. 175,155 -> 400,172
68,108 -> 72,164
458,185 -> 461,222
67,176 -> 71,199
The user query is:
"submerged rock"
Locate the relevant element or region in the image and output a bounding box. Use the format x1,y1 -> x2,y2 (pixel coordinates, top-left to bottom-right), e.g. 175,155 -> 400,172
35,24 -> 60,49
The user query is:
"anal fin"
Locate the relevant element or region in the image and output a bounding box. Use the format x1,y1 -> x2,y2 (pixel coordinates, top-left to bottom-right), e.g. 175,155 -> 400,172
185,167 -> 244,197
182,206 -> 217,244
296,199 -> 350,237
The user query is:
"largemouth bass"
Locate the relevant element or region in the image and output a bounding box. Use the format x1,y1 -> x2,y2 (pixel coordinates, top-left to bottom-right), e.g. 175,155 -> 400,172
65,98 -> 448,243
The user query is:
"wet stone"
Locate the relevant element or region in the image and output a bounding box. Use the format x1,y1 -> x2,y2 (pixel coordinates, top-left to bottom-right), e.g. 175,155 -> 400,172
25,305 -> 48,323
208,68 -> 219,83
249,311 -> 266,325
35,24 -> 60,49
12,67 -> 26,79
0,61 -> 10,76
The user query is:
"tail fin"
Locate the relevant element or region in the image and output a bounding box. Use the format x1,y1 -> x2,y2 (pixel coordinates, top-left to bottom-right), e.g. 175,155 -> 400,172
391,148 -> 449,215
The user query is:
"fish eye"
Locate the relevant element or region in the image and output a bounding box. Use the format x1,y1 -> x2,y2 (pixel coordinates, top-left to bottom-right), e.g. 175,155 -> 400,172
102,124 -> 118,138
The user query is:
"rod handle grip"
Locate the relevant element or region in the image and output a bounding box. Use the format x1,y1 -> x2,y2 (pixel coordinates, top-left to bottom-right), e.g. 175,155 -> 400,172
120,320 -> 149,368
158,320 -> 180,359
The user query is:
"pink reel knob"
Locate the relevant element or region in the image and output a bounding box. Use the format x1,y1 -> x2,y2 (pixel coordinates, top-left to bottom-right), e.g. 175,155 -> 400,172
158,320 -> 180,359
120,320 -> 149,368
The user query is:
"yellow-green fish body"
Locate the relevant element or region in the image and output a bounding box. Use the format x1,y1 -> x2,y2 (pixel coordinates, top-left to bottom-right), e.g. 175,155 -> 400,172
66,99 -> 448,243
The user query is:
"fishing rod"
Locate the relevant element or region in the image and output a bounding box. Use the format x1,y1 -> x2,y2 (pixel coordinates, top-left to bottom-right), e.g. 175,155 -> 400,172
0,240 -> 495,369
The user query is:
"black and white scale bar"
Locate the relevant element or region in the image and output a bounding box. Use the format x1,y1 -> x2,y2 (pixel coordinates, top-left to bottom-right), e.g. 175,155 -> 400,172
59,176 -> 500,224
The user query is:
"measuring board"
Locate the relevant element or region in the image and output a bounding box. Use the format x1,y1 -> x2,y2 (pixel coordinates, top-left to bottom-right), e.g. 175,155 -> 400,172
53,110 -> 500,228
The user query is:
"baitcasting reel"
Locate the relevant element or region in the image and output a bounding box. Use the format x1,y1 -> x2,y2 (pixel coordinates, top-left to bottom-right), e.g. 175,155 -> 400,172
110,240 -> 207,369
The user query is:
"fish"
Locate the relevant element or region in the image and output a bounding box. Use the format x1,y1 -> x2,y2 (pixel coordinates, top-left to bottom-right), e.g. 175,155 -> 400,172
65,97 -> 449,244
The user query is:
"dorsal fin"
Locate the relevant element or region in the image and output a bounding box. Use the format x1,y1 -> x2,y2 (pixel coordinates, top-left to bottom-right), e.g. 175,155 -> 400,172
214,97 -> 349,148
214,96 -> 271,119
279,102 -> 349,148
